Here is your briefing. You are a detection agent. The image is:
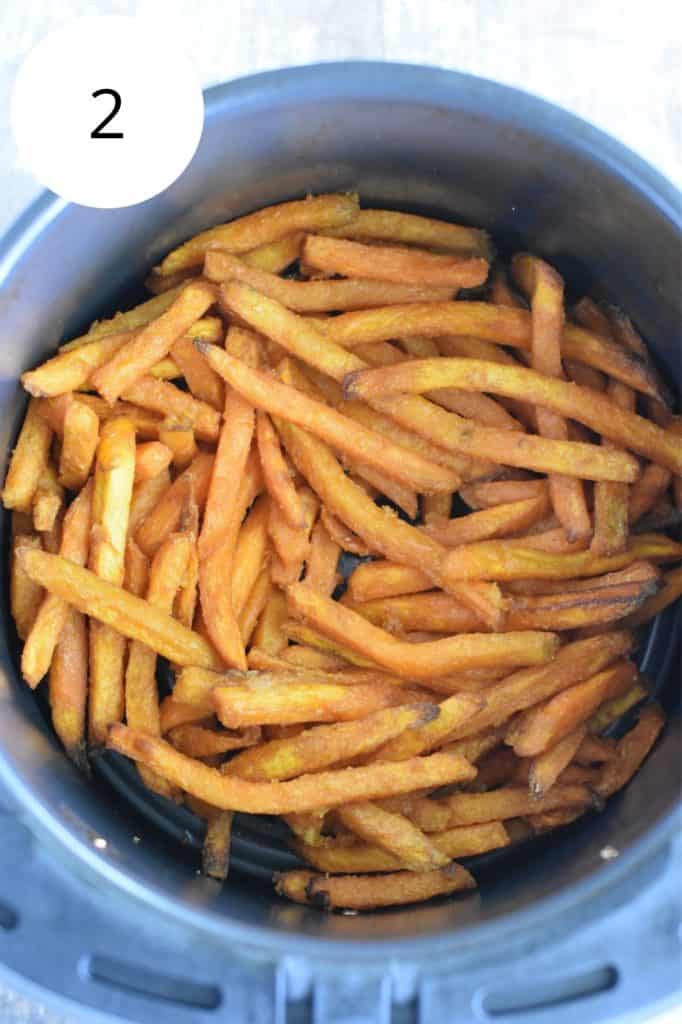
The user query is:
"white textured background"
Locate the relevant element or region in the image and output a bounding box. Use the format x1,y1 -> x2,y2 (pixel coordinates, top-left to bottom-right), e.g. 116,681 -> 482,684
0,1 -> 680,1021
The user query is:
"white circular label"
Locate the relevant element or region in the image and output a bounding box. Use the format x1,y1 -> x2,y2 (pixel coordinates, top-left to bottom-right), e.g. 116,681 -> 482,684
10,15 -> 204,209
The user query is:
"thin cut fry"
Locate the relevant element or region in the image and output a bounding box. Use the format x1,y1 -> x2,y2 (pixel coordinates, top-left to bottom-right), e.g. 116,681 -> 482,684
336,802 -> 450,870
528,726 -> 587,798
275,864 -> 476,910
49,606 -> 89,771
11,533 -> 44,641
124,540 -> 149,598
459,479 -> 549,510
304,521 -> 341,596
287,583 -> 558,680
237,567 -> 271,645
619,566 -> 682,628
369,692 -> 483,762
170,333 -> 224,410
589,683 -> 648,734
108,724 -> 477,813
252,587 -> 288,654
437,785 -> 592,828
595,704 -> 664,797
59,399 -> 99,490
21,550 -> 222,669
256,412 -> 305,528
322,207 -> 490,255
303,234 -> 489,288
347,561 -> 434,602
425,494 -> 550,547
32,465 -> 64,533
136,453 -> 214,556
160,194 -> 360,274
168,724 -> 260,758
267,486 -> 318,583
122,377 -> 220,443
202,811 -> 234,880
3,399 -> 53,511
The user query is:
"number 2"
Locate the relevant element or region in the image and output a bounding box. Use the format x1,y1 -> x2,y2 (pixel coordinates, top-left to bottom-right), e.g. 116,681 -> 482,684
90,88 -> 123,139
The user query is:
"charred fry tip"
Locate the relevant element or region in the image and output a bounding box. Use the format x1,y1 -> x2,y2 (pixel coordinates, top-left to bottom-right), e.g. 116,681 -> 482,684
305,879 -> 331,909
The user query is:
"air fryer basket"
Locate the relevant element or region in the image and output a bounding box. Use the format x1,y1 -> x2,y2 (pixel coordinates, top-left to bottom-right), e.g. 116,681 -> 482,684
0,64 -> 679,1024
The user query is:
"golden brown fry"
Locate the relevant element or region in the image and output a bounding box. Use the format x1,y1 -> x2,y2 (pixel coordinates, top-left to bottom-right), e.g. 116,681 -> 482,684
161,194 -> 360,274
322,207 -> 489,255
618,566 -> 682,628
459,479 -> 549,510
276,646 -> 347,671
32,465 -> 64,533
48,606 -> 89,770
275,864 -> 475,910
231,495 -> 270,618
91,281 -> 216,404
21,480 -> 93,687
122,377 -> 220,443
252,587 -> 288,654
347,561 -> 434,602
158,423 -> 197,469
595,704 -> 664,797
303,234 -> 489,288
320,302 -> 663,399
438,784 -> 592,828
369,693 -> 482,762
512,254 -> 591,540
133,442 -> 173,482
109,724 -> 477,813
441,532 -> 680,583
588,683 -> 648,734
507,659 -> 638,757
88,418 -> 136,744
58,399 -> 99,490
170,334 -> 224,410
200,811 -> 233,880
287,583 -> 558,680
336,802 -> 450,870
227,704 -> 436,781
304,521 -> 341,596
629,463 -> 672,524
425,495 -> 550,547
214,678 -> 426,728
237,567 -> 271,645
21,550 -> 222,670
242,232 -> 305,273
319,508 -> 370,557
3,399 -> 53,511
267,486 -> 318,583
124,540 -> 149,598
168,724 -> 260,758
295,821 -> 508,874
575,735 -> 617,765
63,290 -> 182,349
11,533 -> 44,641
75,395 -> 164,439
136,453 -> 213,556
528,726 -> 587,798
256,412 -> 305,528
160,698 -> 214,733
346,358 -> 678,476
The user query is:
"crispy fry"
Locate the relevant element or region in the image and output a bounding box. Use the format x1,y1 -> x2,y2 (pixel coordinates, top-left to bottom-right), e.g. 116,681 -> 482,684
323,208 -> 489,255
303,521 -> 341,596
21,481 -> 93,687
303,234 -> 489,288
238,567 -> 271,645
275,863 -> 475,910
295,821 -> 508,874
436,335 -> 537,429
88,418 -> 136,744
459,479 -> 549,510
346,358 -> 679,476
124,540 -> 149,598
347,561 -> 434,602
122,377 -> 220,443
208,251 -> 455,309
75,395 -> 164,439
32,465 -> 64,532
369,693 -> 483,762
201,343 -> 460,493
133,442 -> 173,482
618,566 -> 682,628
437,784 -> 592,828
282,620 -> 378,668
251,587 -> 288,655
277,646 -> 346,671
3,399 -> 53,511
160,698 -> 214,733
595,704 -> 664,797
11,533 -> 44,641
588,683 -> 648,734
21,550 -> 222,670
507,660 -> 638,757
227,704 -> 437,782
267,486 -> 318,583
214,678 -> 426,728
202,811 -> 234,880
158,423 -> 197,469
256,412 -> 305,528
335,802 -> 450,870
229,494 -> 270,618
629,463 -> 672,524
287,583 -> 557,680
527,726 -> 587,798
170,334 -> 225,410
168,724 -> 260,758
136,453 -> 213,555
58,399 -> 99,490
48,606 -> 88,771
441,532 -> 680,582
242,232 -> 305,273
161,194 -> 360,275
443,632 -> 634,741
108,724 -> 477,813
575,736 -> 617,765
425,495 -> 550,548
320,303 -> 663,399
91,282 -> 216,404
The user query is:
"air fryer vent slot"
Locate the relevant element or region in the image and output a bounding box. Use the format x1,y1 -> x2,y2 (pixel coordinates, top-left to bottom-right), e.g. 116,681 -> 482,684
481,964 -> 618,1016
87,954 -> 222,1010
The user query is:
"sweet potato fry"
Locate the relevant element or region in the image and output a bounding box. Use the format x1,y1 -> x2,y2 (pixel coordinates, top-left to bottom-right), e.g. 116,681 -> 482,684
507,659 -> 638,757
595,704 -> 664,797
32,465 -> 64,533
441,532 -> 680,583
320,302 -> 663,399
237,567 -> 271,645
230,495 -> 270,617
575,735 -> 617,765
91,281 -> 216,404
511,254 -> 591,540
159,698 -> 214,733
133,442 -> 173,482
319,508 -> 370,557
213,678 -> 426,728
459,479 -> 549,511
282,620 -> 378,668
207,251 -> 455,309
267,486 -> 318,584
21,480 -> 93,687
170,333 -> 225,410
2,399 -> 53,511
160,194 -> 360,275
202,811 -> 234,880
251,587 -> 288,654
11,533 -> 44,641
122,377 -> 220,443
88,418 -> 136,744
618,566 -> 682,628
136,453 -> 213,556
287,583 -> 557,680
124,540 -> 149,597
527,726 -> 587,798
347,561 -> 434,602
436,335 -> 537,429
174,539 -> 199,629
443,632 -> 634,741
303,234 -> 489,288
75,396 -> 164,439
242,232 -> 306,273
275,864 -> 476,910
278,647 -> 346,670
58,399 -> 99,490
168,724 -> 260,758
369,693 -> 483,762
256,411 -> 305,528
335,802 -> 450,870
628,463 -> 672,524
322,207 -> 489,255
588,683 -> 648,734
200,343 -> 460,493
345,358 -> 679,475
108,724 -> 477,813
226,704 -> 436,781
48,606 -> 89,771
21,550 -> 222,670
425,495 -> 550,547
438,784 -> 592,828
303,521 -> 341,596
294,821 -> 508,874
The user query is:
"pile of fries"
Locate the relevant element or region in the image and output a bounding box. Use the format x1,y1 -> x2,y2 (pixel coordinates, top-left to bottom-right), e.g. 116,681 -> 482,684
5,193 -> 681,911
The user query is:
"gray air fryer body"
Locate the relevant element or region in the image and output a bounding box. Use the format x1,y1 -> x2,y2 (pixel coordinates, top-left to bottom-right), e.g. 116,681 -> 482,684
0,64 -> 679,1024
